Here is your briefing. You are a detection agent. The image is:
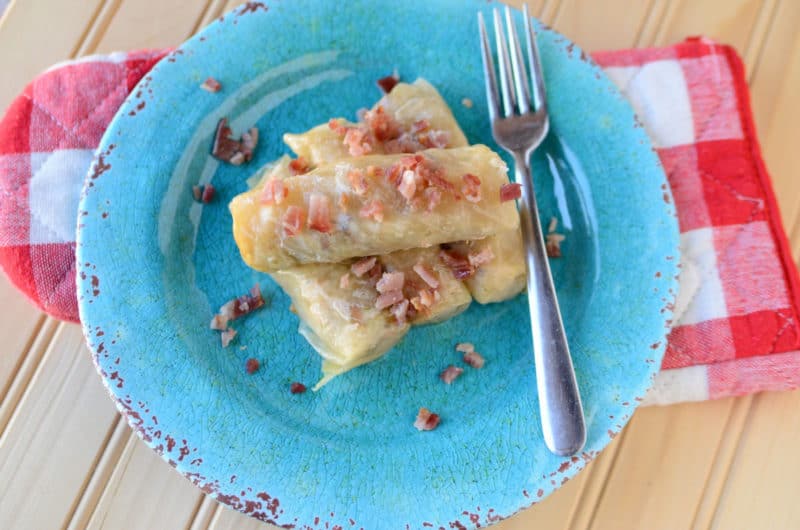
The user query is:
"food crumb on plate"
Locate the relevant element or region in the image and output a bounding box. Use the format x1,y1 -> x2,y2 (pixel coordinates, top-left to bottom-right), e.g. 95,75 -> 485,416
290,382 -> 307,394
439,365 -> 464,384
245,358 -> 260,374
221,328 -> 237,347
200,77 -> 222,93
463,350 -> 485,369
461,97 -> 473,108
414,407 -> 441,431
376,70 -> 400,94
455,342 -> 474,353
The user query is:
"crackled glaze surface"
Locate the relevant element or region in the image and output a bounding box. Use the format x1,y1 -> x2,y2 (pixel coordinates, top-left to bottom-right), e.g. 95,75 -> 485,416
76,1 -> 679,528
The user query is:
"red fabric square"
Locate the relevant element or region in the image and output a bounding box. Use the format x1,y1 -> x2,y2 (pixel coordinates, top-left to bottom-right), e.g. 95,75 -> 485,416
0,85 -> 32,155
30,242 -> 78,322
697,139 -> 767,227
662,317 -> 735,369
680,54 -> 743,142
124,51 -> 168,92
658,145 -> 710,232
0,153 -> 31,246
728,309 -> 800,360
708,349 -> 800,399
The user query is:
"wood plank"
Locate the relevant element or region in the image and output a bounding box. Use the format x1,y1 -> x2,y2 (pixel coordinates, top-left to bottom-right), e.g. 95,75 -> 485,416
653,0 -> 765,51
710,390 -> 800,529
0,324 -> 119,530
0,0 -> 105,112
549,0 -> 654,51
586,399 -> 741,530
83,432 -> 204,530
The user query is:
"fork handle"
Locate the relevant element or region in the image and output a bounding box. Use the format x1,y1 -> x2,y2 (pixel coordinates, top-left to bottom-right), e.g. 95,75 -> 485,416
513,152 -> 586,456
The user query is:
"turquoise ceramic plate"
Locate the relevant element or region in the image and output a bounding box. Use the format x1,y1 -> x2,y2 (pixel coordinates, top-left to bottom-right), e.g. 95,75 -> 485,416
77,1 -> 679,528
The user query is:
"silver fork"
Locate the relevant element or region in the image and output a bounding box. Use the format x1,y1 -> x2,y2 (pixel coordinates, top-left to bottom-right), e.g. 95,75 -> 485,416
478,5 -> 585,456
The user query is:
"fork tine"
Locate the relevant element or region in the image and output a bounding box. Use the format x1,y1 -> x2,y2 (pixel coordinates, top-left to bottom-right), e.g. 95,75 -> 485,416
523,4 -> 547,111
504,6 -> 531,114
478,12 -> 500,122
493,8 -> 516,117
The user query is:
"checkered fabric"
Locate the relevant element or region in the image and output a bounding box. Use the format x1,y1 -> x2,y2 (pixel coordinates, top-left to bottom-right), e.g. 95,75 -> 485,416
0,39 -> 797,404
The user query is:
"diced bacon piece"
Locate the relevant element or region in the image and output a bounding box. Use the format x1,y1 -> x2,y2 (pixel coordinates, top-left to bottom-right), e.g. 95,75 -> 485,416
288,157 -> 310,175
260,178 -> 287,205
376,271 -> 405,294
439,249 -> 475,280
210,314 -> 228,330
344,127 -> 373,156
282,205 -> 306,237
375,290 -> 404,310
218,284 -> 265,322
192,185 -> 203,201
463,351 -> 485,369
201,184 -> 216,203
419,288 -> 435,308
418,129 -> 450,149
468,246 -> 495,268
290,382 -> 307,394
390,299 -> 410,325
455,342 -> 474,353
211,118 -> 241,162
409,296 -> 424,312
351,257 -> 377,277
347,168 -> 368,195
413,263 -> 439,289
200,77 -> 222,92
307,193 -> 332,233
398,170 -> 417,200
328,118 -> 348,135
546,233 -> 566,258
229,152 -> 246,166
245,358 -> 260,374
376,71 -> 400,94
440,365 -> 464,384
461,173 -> 482,203
363,105 -> 400,142
500,182 -> 522,202
221,328 -> 237,347
339,272 -> 351,289
240,128 -> 259,161
366,165 -> 383,178
461,97 -> 473,108
359,199 -> 384,222
414,407 -> 441,431
411,119 -> 430,133
548,216 -> 558,233
425,171 -> 457,194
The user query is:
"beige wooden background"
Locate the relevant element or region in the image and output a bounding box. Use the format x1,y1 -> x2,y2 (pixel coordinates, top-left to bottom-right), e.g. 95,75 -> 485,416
0,1 -> 799,529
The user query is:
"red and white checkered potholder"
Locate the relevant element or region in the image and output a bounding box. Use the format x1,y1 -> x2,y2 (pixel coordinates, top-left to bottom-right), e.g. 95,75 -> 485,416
1,39 -> 798,405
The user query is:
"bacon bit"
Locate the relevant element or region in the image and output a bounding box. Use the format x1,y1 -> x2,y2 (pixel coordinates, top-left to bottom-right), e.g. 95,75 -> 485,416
376,271 -> 405,294
339,272 -> 350,289
426,171 -> 457,194
366,261 -> 384,284
307,193 -> 332,233
418,129 -> 450,149
282,205 -> 306,237
347,168 -> 368,195
419,288 -> 435,308
221,328 -> 237,347
260,178 -> 287,205
546,233 -> 566,258
398,170 -> 417,200
359,199 -> 384,222
468,246 -> 495,268
461,97 -> 473,108
366,165 -> 383,178
343,127 -> 373,156
240,128 -> 259,162
390,299 -> 410,325
409,296 -> 424,312
192,185 -> 202,201
439,249 -> 475,280
219,284 -> 266,321
229,152 -> 246,166
328,118 -> 348,135
455,342 -> 475,353
375,290 -> 404,310
210,314 -> 228,330
245,358 -> 260,374
290,382 -> 307,394
200,77 -> 222,92
363,106 -> 401,142
463,351 -> 485,369
548,217 -> 559,233
423,187 -> 442,211
411,119 -> 430,134
440,365 -> 464,384
201,184 -> 216,203
412,263 -> 439,288
500,182 -> 522,202
414,407 -> 441,431
288,157 -> 310,175
376,71 -> 400,94
461,173 -> 482,203
351,257 -> 377,277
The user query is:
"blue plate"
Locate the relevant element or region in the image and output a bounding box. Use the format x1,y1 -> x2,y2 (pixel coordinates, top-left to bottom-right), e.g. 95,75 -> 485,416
77,1 -> 679,528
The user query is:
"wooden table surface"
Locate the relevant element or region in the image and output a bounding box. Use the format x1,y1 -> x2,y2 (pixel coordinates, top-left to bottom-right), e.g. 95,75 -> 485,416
1,1 -> 799,529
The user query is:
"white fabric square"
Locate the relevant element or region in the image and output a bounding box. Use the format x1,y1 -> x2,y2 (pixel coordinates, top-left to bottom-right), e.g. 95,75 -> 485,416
673,227 -> 728,325
605,60 -> 695,148
29,149 -> 94,244
643,365 -> 709,406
